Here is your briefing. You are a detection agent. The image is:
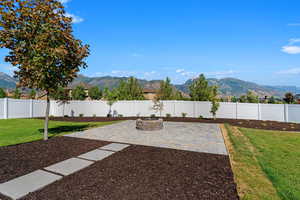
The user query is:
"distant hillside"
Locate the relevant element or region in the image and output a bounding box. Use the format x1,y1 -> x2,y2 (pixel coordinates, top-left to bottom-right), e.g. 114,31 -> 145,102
175,78 -> 300,97
1,72 -> 300,97
0,72 -> 17,89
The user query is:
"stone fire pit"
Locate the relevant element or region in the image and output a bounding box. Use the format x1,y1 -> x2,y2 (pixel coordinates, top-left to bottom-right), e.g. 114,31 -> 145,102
136,118 -> 163,131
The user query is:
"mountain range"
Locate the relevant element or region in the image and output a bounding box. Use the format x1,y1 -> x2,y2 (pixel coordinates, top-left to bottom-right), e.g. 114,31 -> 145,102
1,72 -> 300,97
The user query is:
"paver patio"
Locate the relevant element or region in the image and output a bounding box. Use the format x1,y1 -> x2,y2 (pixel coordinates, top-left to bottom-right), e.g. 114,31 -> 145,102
67,120 -> 227,155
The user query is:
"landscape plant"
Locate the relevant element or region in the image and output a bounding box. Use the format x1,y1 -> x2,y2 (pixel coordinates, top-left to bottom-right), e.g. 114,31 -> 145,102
151,99 -> 164,117
210,86 -> 220,120
88,86 -> 102,100
116,77 -> 145,100
29,90 -> 36,99
13,88 -> 21,99
0,88 -> 6,98
103,88 -> 118,117
283,92 -> 294,104
0,0 -> 89,140
72,85 -> 87,100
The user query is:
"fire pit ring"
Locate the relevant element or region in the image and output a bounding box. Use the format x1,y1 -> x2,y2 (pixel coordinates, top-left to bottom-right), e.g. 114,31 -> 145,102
136,118 -> 163,131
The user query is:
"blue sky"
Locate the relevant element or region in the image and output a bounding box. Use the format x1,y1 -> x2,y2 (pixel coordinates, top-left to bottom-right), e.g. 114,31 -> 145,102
1,0 -> 300,86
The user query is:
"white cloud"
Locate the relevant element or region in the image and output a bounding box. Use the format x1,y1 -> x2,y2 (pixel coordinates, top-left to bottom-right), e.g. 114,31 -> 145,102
281,39 -> 300,54
276,68 -> 300,75
206,70 -> 236,77
65,12 -> 84,24
58,0 -> 71,4
281,45 -> 300,54
175,69 -> 184,73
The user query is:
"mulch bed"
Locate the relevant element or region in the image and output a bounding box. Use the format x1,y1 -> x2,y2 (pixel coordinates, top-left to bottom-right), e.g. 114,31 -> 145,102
20,144 -> 239,200
0,137 -> 109,184
46,116 -> 300,131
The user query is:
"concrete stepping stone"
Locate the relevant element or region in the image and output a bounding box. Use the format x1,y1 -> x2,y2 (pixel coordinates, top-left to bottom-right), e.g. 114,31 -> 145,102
0,170 -> 62,200
99,143 -> 130,152
78,149 -> 114,161
44,158 -> 93,176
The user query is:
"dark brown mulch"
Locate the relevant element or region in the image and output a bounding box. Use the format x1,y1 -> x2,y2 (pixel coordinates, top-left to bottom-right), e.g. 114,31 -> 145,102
46,116 -> 300,131
22,145 -> 239,200
0,137 -> 109,184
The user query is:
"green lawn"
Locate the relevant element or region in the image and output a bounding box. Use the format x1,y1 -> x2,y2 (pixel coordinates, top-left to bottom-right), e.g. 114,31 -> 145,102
240,128 -> 300,200
224,124 -> 300,200
0,119 -> 118,147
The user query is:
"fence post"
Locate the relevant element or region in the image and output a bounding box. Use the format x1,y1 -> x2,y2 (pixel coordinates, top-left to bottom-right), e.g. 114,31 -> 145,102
30,99 -> 33,118
284,104 -> 289,122
257,103 -> 261,120
173,101 -> 176,117
3,98 -> 8,119
235,102 -> 238,119
193,101 -> 196,118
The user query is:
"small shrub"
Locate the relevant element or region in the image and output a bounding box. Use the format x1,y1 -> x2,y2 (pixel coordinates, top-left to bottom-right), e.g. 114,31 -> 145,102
181,113 -> 187,118
64,115 -> 69,118
150,114 -> 156,118
199,115 -> 203,119
49,115 -> 54,118
79,113 -> 84,117
92,114 -> 96,117
166,113 -> 171,118
118,114 -> 123,117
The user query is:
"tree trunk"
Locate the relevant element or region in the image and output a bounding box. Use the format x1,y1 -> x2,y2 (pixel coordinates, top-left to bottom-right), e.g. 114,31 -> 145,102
44,93 -> 50,140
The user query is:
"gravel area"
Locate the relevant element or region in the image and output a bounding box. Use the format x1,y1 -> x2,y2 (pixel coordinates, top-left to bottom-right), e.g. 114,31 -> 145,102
0,137 -> 109,184
21,145 -> 239,200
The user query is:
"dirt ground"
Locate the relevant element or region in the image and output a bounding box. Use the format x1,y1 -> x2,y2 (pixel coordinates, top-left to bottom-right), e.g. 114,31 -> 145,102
0,137 -> 239,200
46,116 -> 300,131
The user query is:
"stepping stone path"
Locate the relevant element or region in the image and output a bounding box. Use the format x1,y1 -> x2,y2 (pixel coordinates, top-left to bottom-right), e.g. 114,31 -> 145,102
0,143 -> 129,200
99,143 -> 130,152
78,149 -> 114,161
44,158 -> 94,176
0,170 -> 62,200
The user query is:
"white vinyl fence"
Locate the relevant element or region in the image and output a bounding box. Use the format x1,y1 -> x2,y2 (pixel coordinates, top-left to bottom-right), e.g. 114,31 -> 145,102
0,98 -> 299,123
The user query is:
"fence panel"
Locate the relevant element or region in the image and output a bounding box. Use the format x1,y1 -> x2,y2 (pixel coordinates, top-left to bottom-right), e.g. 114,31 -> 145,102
0,99 -> 4,119
260,104 -> 285,122
217,102 -> 237,119
63,101 -> 109,117
174,101 -> 195,117
112,101 -> 135,116
7,99 -> 31,118
161,101 -> 176,117
237,103 -> 259,120
32,100 -> 47,117
134,100 -> 154,117
288,104 -> 300,123
194,101 -> 212,118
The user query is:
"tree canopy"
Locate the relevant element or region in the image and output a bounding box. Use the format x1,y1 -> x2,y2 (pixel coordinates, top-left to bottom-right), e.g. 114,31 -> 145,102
0,88 -> 6,98
72,86 -> 86,100
88,86 -> 102,100
157,77 -> 174,100
0,0 -> 89,140
189,74 -> 212,101
115,77 -> 144,100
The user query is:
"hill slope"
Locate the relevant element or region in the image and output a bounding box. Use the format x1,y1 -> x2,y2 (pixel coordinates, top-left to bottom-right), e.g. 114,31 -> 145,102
0,72 -> 299,97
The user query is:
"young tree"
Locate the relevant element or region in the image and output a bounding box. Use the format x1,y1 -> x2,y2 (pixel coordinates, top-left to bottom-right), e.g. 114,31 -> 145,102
268,96 -> 276,104
104,88 -> 118,117
72,86 -> 87,100
116,77 -> 144,100
0,88 -> 6,98
88,86 -> 102,100
157,77 -> 174,100
0,0 -> 89,140
246,91 -> 259,103
210,86 -> 220,120
283,92 -> 294,104
29,90 -> 36,99
231,96 -> 238,102
189,74 -> 211,101
13,88 -> 21,99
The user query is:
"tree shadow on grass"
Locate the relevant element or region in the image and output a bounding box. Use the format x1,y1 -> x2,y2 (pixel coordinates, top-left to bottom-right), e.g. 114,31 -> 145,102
38,125 -> 90,137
